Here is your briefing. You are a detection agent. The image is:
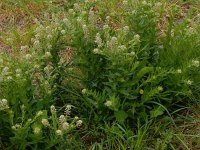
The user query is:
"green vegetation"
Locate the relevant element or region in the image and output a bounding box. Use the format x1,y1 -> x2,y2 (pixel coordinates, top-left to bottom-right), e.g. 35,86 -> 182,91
1,0 -> 200,149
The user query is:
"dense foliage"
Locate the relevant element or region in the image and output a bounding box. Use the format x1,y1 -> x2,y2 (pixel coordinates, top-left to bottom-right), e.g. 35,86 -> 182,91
1,0 -> 200,149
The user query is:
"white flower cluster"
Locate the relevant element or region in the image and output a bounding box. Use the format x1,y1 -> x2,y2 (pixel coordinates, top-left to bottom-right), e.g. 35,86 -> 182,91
177,69 -> 182,74
192,60 -> 199,67
104,100 -> 112,107
32,15 -> 70,50
82,88 -> 87,94
12,124 -> 22,130
134,34 -> 140,44
63,18 -> 71,29
88,9 -> 96,24
108,37 -> 118,49
186,80 -> 193,85
93,48 -> 100,54
41,119 -> 50,127
34,127 -> 41,135
82,24 -> 89,38
2,66 -> 9,75
15,69 -> 22,78
76,120 -> 83,127
58,114 -> 70,131
95,33 -> 103,48
50,105 -> 56,113
74,3 -> 81,12
44,51 -> 52,59
65,105 -> 72,116
0,99 -> 9,110
118,45 -> 127,52
123,26 -> 129,34
40,105 -> 83,136
56,129 -> 63,136
36,111 -> 43,117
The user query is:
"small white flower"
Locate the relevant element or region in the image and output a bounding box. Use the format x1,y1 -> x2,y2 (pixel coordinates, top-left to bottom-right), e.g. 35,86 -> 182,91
36,111 -> 43,116
192,60 -> 199,67
111,37 -> 118,43
155,2 -> 162,8
186,80 -> 193,85
109,37 -> 118,48
93,48 -> 100,54
34,127 -> 41,134
82,24 -> 89,37
65,105 -> 72,116
106,16 -> 111,22
118,45 -> 127,52
74,116 -> 79,120
62,122 -> 69,130
59,115 -> 66,125
134,34 -> 140,43
88,9 -> 95,24
76,120 -> 83,127
44,66 -> 49,73
34,65 -> 40,69
69,9 -> 75,15
123,0 -> 128,6
130,51 -> 136,56
142,1 -> 147,5
16,74 -> 21,78
2,67 -> 9,76
63,18 -> 71,28
3,67 -> 9,72
61,30 -> 66,35
41,119 -> 50,127
2,99 -> 7,103
68,68 -> 73,71
44,51 -> 52,58
20,45 -> 29,51
177,69 -> 182,74
66,105 -> 72,110
47,44 -> 52,49
0,99 -> 9,110
33,40 -> 40,47
56,130 -> 63,136
95,33 -> 103,48
7,76 -> 12,80
123,26 -> 129,33
74,3 -> 80,11
104,100 -> 112,107
103,24 -> 109,30
82,89 -> 87,94
15,124 -> 22,129
76,17 -> 82,23
50,105 -> 56,113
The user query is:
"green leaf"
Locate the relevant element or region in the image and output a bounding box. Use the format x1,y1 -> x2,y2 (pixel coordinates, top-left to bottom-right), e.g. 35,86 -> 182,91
150,106 -> 165,118
115,110 -> 128,124
134,67 -> 154,81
